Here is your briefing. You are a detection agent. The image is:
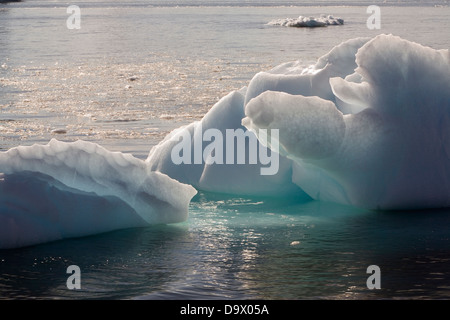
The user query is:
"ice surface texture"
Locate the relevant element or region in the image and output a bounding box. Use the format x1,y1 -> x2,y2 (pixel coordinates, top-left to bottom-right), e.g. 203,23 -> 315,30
149,34 -> 450,211
147,87 -> 306,198
0,139 -> 197,249
243,34 -> 450,210
147,37 -> 369,199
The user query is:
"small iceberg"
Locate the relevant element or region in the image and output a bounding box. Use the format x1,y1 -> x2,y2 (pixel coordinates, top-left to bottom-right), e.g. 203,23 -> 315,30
268,14 -> 344,28
0,139 -> 197,249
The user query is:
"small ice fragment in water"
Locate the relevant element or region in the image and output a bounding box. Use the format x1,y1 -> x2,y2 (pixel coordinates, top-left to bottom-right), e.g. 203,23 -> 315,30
268,14 -> 344,28
51,129 -> 67,134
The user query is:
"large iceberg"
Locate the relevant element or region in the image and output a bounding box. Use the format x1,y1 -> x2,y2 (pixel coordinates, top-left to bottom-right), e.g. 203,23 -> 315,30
149,34 -> 450,211
0,139 -> 197,249
244,34 -> 450,210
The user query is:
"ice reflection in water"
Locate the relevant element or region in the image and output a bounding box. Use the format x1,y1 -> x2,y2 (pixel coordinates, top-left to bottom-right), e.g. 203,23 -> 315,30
2,193 -> 450,299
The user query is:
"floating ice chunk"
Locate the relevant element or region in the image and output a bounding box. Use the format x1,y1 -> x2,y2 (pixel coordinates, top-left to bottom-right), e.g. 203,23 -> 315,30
0,171 -> 145,249
243,34 -> 450,210
145,34 -> 449,211
0,139 -> 197,249
268,14 -> 344,28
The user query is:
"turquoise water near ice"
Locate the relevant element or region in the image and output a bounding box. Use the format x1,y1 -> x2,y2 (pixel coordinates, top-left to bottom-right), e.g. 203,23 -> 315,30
3,193 -> 450,299
1,1 -> 450,299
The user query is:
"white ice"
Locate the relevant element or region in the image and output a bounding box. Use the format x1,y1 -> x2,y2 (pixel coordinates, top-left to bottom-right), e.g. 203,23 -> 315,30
0,139 -> 197,249
243,34 -> 450,210
147,36 -> 370,198
147,88 -> 305,197
268,14 -> 344,28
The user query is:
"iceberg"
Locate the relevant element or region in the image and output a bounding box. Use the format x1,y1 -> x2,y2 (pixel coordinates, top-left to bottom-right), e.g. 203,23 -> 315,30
268,14 -> 344,28
0,139 -> 197,249
149,34 -> 450,211
243,34 -> 450,210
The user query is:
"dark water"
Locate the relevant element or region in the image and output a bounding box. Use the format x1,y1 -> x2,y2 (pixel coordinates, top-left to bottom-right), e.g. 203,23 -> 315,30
2,194 -> 450,299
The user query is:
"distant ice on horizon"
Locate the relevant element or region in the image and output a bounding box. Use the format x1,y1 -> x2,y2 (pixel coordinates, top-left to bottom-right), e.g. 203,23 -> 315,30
268,14 -> 344,28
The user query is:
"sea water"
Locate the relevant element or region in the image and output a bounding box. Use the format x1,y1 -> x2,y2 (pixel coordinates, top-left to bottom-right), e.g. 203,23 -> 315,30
1,0 -> 450,299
